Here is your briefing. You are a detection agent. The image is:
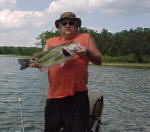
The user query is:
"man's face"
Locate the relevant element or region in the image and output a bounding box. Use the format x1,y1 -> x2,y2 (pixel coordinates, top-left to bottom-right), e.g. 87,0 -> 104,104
60,19 -> 77,38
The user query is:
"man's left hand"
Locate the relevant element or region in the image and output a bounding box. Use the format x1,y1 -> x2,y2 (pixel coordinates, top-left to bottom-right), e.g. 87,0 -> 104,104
74,46 -> 88,57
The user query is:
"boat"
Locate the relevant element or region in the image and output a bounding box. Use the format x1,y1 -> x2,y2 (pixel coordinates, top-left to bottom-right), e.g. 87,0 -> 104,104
88,90 -> 104,132
19,90 -> 104,132
59,90 -> 104,132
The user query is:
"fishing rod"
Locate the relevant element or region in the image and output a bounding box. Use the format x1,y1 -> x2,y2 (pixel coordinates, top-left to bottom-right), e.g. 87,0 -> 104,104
19,98 -> 25,132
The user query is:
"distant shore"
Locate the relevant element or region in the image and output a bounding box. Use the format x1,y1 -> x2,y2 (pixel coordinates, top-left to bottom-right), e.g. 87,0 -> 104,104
0,54 -> 30,58
1,55 -> 150,68
102,62 -> 150,68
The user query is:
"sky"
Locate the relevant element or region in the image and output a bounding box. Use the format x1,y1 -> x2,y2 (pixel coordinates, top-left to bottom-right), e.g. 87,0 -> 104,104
0,0 -> 150,47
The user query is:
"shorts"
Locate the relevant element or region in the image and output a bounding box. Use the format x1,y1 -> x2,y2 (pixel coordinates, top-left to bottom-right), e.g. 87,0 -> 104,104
44,91 -> 90,132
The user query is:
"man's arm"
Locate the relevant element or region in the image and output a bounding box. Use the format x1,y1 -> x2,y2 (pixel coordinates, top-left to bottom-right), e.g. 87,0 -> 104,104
87,37 -> 102,65
43,43 -> 48,52
75,37 -> 102,65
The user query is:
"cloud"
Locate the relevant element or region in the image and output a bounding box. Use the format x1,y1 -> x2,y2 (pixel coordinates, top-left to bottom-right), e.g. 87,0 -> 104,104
47,0 -> 150,16
47,0 -> 102,13
0,30 -> 37,47
1,0 -> 150,30
0,0 -> 150,47
0,0 -> 16,9
100,0 -> 150,15
0,9 -> 47,29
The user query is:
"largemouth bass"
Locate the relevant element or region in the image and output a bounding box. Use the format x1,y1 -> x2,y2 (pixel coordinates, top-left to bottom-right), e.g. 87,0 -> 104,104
18,41 -> 80,71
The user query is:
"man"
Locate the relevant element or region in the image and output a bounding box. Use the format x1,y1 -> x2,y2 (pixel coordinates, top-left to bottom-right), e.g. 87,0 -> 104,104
32,12 -> 102,132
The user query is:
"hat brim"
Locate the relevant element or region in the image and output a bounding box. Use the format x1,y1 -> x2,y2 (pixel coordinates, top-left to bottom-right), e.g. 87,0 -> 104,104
55,17 -> 81,29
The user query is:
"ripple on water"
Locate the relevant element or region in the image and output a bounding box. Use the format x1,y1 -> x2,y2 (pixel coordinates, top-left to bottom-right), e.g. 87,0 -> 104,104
0,56 -> 150,132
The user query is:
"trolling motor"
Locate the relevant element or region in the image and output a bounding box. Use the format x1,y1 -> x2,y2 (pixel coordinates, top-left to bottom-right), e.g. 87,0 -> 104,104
19,98 -> 25,132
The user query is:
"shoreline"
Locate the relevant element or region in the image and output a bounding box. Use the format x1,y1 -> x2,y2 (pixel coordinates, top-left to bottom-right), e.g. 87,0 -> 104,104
102,62 -> 150,68
1,55 -> 150,68
0,55 -> 31,58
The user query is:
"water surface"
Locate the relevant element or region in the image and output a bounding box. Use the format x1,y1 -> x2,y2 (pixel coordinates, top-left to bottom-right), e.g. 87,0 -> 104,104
0,56 -> 150,132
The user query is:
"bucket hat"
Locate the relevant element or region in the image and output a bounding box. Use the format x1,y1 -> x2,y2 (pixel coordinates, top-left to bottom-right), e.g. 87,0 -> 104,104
55,12 -> 81,28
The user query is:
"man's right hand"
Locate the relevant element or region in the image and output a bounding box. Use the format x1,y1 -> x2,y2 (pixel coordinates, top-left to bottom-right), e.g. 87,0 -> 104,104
30,57 -> 42,69
30,62 -> 42,69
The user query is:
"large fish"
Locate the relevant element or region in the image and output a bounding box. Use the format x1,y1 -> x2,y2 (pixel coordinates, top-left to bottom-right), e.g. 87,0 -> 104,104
18,41 -> 80,71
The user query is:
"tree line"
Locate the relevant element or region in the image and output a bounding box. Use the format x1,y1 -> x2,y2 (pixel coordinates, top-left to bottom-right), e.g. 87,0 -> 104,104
0,46 -> 42,56
35,27 -> 150,63
0,27 -> 150,63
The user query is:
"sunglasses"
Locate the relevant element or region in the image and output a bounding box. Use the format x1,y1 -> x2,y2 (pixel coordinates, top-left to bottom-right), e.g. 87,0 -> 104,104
61,21 -> 75,26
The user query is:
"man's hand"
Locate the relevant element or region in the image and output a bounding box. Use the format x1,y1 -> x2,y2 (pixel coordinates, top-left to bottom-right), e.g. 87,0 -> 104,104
29,57 -> 42,69
30,62 -> 42,69
74,46 -> 88,57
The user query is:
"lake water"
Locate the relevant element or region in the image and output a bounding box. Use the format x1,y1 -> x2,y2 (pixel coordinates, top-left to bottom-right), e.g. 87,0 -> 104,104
0,55 -> 150,132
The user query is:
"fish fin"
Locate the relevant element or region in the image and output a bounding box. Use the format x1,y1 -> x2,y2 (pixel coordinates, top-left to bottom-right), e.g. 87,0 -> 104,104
33,51 -> 44,58
18,59 -> 30,70
40,67 -> 48,72
60,63 -> 65,69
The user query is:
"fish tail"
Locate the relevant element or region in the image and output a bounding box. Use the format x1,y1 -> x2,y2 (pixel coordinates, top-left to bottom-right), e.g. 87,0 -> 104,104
18,59 -> 30,70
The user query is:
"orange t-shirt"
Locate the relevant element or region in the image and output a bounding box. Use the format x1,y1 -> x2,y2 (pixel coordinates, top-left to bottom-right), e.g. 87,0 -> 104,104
46,33 -> 90,99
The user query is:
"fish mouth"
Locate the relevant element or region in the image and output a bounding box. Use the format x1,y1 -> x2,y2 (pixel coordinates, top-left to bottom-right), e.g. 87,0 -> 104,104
63,48 -> 74,56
